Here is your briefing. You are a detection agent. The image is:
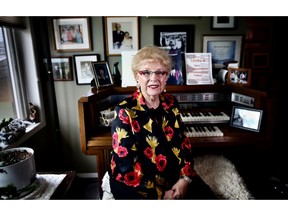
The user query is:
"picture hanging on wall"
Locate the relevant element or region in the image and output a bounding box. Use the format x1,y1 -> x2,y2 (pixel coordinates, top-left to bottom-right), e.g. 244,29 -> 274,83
51,57 -> 73,81
104,16 -> 139,56
202,35 -> 243,69
52,17 -> 92,52
73,54 -> 100,85
154,25 -> 195,85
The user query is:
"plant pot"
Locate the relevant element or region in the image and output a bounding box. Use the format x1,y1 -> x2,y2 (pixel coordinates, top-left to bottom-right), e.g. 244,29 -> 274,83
0,147 -> 36,191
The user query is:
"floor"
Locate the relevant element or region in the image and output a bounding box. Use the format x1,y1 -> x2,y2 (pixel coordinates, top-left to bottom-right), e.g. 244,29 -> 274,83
64,150 -> 288,200
65,177 -> 101,200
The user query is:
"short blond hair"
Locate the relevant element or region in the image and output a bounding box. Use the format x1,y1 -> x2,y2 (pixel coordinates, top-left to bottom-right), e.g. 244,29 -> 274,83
131,45 -> 172,78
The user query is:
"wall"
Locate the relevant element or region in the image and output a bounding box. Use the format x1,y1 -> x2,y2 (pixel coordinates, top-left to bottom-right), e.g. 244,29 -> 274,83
48,16 -> 247,173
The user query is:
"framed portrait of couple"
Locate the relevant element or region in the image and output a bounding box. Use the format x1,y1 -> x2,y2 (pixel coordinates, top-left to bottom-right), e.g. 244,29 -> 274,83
104,17 -> 139,56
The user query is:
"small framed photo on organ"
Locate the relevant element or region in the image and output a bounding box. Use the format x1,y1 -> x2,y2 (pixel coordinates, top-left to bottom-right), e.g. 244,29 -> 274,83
230,106 -> 263,132
228,68 -> 251,86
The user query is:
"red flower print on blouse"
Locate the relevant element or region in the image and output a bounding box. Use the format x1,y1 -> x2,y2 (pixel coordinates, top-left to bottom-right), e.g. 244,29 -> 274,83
144,147 -> 153,159
110,155 -> 116,174
112,132 -> 119,149
164,126 -> 174,140
131,91 -> 139,100
116,173 -> 122,181
119,108 -> 130,124
139,95 -> 145,105
181,137 -> 191,150
117,145 -> 128,158
124,171 -> 141,187
181,162 -> 197,177
131,120 -> 140,133
155,154 -> 167,172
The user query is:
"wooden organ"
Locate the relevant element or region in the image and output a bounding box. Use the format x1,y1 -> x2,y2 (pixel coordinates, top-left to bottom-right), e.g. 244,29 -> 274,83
78,84 -> 275,194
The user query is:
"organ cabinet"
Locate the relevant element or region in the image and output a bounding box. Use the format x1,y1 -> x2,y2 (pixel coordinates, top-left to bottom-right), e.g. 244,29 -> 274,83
78,84 -> 275,193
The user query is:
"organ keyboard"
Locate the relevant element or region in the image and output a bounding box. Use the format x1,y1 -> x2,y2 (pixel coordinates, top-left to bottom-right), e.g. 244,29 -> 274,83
185,126 -> 224,137
180,111 -> 230,124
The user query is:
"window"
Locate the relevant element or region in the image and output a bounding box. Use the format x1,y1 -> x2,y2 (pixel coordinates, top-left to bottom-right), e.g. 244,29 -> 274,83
0,18 -> 44,148
0,27 -> 15,120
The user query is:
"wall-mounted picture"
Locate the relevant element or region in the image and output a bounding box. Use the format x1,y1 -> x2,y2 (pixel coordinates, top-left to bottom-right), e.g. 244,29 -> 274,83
73,54 -> 100,85
104,17 -> 139,56
154,25 -> 195,85
154,24 -> 194,53
51,57 -> 73,81
228,68 -> 251,86
91,61 -> 113,88
211,17 -> 236,29
52,17 -> 92,52
230,106 -> 263,132
202,35 -> 243,69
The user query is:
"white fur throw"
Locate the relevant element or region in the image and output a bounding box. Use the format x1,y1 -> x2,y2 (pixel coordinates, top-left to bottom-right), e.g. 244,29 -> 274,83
194,154 -> 254,199
102,154 -> 254,200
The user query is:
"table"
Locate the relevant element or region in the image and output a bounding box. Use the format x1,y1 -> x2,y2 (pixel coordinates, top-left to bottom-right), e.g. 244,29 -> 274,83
23,171 -> 76,200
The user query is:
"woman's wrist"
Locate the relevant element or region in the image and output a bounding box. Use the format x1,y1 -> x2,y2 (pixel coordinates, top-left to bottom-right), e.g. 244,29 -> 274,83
180,175 -> 192,184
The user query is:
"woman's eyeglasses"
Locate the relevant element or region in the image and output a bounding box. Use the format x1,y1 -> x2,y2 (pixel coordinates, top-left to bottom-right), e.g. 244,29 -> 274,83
138,70 -> 168,77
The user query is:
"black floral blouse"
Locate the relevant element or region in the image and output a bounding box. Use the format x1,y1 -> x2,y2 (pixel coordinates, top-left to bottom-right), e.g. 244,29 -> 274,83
109,90 -> 197,199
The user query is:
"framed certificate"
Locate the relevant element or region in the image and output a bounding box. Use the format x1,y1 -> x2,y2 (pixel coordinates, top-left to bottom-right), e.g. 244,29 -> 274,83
202,35 -> 243,69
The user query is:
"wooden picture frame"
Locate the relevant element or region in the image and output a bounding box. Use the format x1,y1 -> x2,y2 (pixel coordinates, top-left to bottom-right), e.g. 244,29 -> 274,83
211,16 -> 236,29
52,17 -> 92,52
202,35 -> 243,69
91,61 -> 113,88
51,57 -> 73,81
228,68 -> 251,86
73,54 -> 100,85
230,106 -> 263,132
104,16 -> 139,56
154,24 -> 195,53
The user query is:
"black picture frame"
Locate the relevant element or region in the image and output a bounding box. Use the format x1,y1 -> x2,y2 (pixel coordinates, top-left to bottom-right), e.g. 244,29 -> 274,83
211,16 -> 236,29
154,25 -> 194,85
91,61 -> 113,88
153,24 -> 194,53
73,54 -> 100,85
230,106 -> 263,132
51,56 -> 73,81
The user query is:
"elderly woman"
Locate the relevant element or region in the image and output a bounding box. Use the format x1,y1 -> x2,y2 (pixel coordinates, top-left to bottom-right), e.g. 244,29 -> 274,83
108,45 -> 215,199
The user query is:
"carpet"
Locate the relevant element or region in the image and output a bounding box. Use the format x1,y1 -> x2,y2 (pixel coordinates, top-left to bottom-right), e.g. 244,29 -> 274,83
194,154 -> 254,200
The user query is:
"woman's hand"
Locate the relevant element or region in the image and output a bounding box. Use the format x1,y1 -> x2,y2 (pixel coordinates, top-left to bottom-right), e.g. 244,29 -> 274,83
171,178 -> 189,199
163,189 -> 176,200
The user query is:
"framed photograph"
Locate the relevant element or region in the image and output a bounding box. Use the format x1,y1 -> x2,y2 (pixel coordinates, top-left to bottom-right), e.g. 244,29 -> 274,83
154,25 -> 195,85
73,54 -> 100,85
154,24 -> 194,53
228,68 -> 251,86
91,61 -> 113,88
51,57 -> 73,81
202,35 -> 243,69
230,106 -> 263,132
211,16 -> 236,29
52,17 -> 92,52
104,16 -> 139,56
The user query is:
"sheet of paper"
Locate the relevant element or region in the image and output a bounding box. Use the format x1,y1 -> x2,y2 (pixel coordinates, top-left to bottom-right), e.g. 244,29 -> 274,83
121,50 -> 138,87
185,53 -> 214,85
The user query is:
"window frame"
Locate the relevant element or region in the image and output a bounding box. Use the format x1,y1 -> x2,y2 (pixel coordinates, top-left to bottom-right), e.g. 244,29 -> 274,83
0,19 -> 45,150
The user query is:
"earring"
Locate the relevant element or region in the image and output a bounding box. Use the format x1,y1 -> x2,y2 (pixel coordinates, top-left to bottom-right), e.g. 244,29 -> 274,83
137,82 -> 140,92
163,83 -> 167,92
